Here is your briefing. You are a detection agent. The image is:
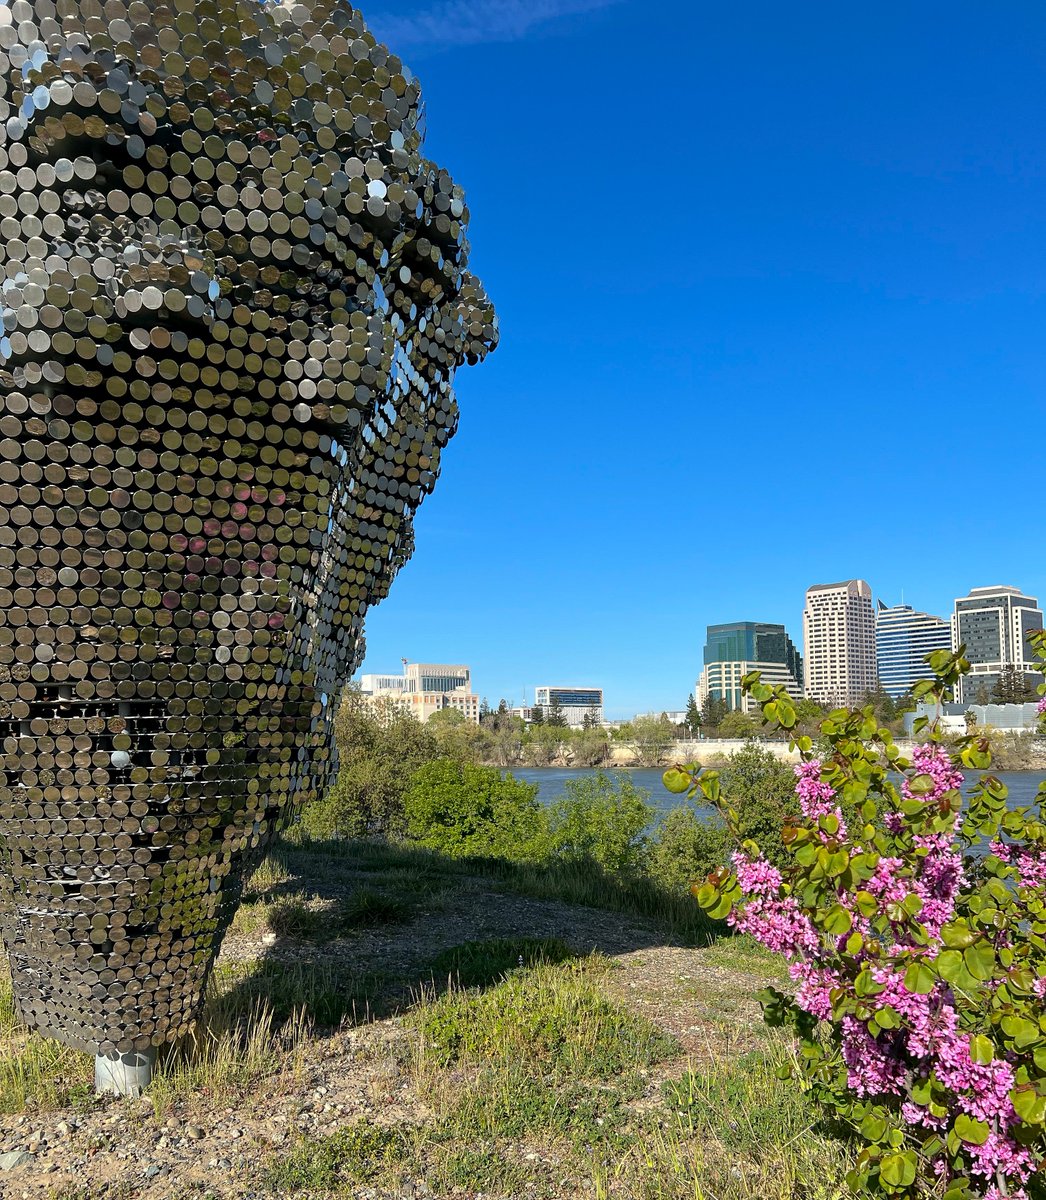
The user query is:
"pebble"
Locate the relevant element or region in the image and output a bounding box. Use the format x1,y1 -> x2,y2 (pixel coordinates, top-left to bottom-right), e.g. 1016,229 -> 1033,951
185,1126 -> 206,1141
0,1151 -> 33,1170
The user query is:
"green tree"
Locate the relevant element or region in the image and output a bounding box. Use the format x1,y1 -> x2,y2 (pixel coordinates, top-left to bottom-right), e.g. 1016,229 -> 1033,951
429,710 -> 493,764
546,771 -> 653,876
546,699 -> 568,727
717,709 -> 760,739
717,743 -> 798,866
684,694 -> 701,734
529,704 -> 544,725
570,725 -> 610,767
700,694 -> 728,730
627,713 -> 675,766
991,663 -> 1036,703
402,759 -> 546,861
522,722 -> 562,766
300,692 -> 437,839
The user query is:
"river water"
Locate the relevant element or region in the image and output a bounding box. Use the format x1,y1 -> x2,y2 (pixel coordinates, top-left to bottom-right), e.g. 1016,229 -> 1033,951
512,766 -> 1046,823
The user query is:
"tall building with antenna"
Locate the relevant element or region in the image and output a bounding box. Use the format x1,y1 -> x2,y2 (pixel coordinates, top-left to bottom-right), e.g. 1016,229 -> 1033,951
803,579 -> 877,707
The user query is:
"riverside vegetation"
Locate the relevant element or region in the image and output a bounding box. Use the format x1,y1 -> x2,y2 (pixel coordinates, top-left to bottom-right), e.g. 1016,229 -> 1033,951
2,665 -> 1043,1199
0,699 -> 855,1199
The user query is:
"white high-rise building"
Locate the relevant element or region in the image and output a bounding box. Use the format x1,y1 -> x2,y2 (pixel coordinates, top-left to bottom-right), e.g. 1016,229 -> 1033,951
951,586 -> 1043,704
803,580 -> 877,707
875,602 -> 952,699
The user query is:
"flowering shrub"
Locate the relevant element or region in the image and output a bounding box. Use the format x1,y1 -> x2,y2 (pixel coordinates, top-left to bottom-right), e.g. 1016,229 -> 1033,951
664,638 -> 1046,1200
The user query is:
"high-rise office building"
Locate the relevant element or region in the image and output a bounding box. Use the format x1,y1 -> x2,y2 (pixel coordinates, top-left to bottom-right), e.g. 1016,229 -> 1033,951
533,686 -> 604,728
951,586 -> 1043,704
803,580 -> 877,707
358,662 -> 481,723
696,621 -> 803,713
875,602 -> 952,699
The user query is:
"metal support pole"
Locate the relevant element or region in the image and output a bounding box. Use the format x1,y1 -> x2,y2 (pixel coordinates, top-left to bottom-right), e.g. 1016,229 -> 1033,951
95,1048 -> 156,1097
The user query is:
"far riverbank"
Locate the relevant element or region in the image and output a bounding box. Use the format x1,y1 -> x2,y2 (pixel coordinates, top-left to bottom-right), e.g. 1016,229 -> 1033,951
512,766 -> 1046,819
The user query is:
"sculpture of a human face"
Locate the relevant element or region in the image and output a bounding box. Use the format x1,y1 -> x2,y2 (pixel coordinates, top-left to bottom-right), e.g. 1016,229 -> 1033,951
0,0 -> 496,1058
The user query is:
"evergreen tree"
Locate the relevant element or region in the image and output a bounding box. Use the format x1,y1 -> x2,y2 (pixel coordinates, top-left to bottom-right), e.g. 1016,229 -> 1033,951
991,664 -> 1036,704
685,695 -> 701,732
546,699 -> 568,727
701,694 -> 728,730
529,705 -> 544,725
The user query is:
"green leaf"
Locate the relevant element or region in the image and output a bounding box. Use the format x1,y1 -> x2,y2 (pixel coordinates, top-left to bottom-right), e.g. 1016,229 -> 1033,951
662,767 -> 691,795
879,1151 -> 917,1189
953,1114 -> 990,1146
935,949 -> 966,984
904,961 -> 935,995
860,1113 -> 888,1142
968,1035 -> 994,1065
963,943 -> 996,982
1011,1086 -> 1046,1126
823,904 -> 853,935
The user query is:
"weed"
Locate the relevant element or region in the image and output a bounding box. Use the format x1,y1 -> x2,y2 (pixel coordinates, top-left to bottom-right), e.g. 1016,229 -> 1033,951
428,937 -> 575,988
338,888 -> 410,929
266,1121 -> 410,1191
414,958 -> 678,1080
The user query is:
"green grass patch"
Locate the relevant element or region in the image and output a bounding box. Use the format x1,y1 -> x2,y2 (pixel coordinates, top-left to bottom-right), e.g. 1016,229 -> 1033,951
648,1040 -> 853,1200
414,957 -> 678,1079
266,1121 -> 411,1192
428,937 -> 575,989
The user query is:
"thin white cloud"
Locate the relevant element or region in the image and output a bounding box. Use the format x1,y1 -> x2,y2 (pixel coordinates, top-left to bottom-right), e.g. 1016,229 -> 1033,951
366,0 -> 620,53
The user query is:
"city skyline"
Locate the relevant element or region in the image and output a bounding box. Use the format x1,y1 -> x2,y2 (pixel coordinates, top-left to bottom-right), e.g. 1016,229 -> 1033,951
358,577 -> 1043,719
353,1 -> 1046,720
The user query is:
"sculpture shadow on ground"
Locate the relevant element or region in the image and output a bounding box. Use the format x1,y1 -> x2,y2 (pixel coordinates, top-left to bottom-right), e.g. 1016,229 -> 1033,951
202,834 -> 728,1046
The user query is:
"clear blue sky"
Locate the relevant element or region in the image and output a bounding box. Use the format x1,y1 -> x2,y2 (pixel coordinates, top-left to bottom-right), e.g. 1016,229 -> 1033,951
357,0 -> 1046,719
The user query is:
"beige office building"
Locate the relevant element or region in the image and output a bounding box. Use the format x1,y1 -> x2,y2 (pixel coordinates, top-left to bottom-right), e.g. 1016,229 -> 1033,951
358,662 -> 481,724
803,580 -> 877,707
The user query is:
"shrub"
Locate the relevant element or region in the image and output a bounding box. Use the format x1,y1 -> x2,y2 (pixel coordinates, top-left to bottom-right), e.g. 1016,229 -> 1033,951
546,770 -> 653,876
299,692 -> 438,840
676,644 -> 1046,1200
647,805 -> 731,895
402,759 -> 547,861
719,743 -> 800,867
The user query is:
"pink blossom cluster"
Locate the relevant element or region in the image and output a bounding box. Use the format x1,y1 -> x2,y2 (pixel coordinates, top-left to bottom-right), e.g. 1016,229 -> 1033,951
793,759 -> 847,840
727,888 -> 820,957
902,741 -> 965,801
721,747 -> 1044,1198
1036,696 -> 1046,716
989,841 -> 1046,890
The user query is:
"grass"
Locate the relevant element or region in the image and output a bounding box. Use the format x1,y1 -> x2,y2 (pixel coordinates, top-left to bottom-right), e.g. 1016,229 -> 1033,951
267,954 -> 852,1200
230,884 -> 413,944
414,956 -> 678,1078
284,835 -> 718,945
427,936 -> 575,988
266,1121 -> 412,1192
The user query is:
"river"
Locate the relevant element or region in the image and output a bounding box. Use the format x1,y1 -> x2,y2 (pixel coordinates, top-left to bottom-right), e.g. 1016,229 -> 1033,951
512,766 -> 1046,823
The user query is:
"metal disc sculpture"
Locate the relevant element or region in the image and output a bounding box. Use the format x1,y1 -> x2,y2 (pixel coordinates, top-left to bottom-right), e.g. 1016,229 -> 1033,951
0,0 -> 497,1092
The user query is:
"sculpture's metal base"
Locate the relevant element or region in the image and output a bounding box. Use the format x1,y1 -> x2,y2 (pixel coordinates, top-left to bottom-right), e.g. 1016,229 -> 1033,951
94,1050 -> 157,1097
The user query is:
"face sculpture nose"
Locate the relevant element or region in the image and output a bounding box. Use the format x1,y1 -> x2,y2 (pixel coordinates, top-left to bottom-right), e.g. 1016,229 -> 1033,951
0,0 -> 497,1092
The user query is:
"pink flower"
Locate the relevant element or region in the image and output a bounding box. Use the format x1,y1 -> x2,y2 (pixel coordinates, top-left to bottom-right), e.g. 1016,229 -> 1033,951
732,852 -> 782,897
902,743 -> 964,801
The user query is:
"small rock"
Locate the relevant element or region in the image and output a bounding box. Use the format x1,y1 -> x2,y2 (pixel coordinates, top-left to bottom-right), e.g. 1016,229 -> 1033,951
185,1126 -> 206,1141
53,1122 -> 71,1139
0,1152 -> 33,1171
144,1164 -> 162,1178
